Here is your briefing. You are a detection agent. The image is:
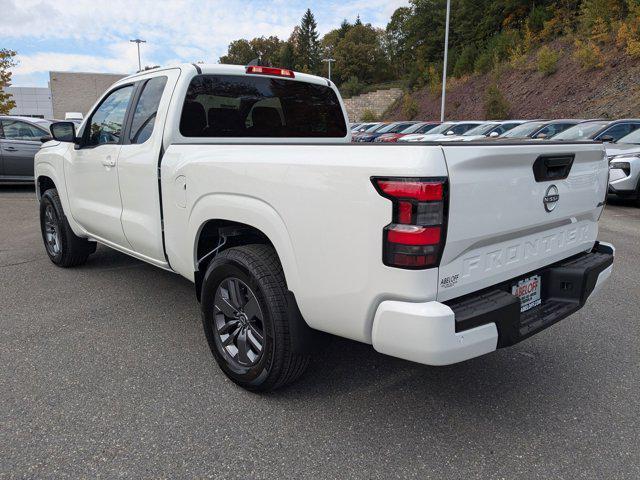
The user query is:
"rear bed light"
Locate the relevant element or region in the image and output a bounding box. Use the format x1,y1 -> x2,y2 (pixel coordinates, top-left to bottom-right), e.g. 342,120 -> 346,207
373,177 -> 448,269
246,65 -> 295,78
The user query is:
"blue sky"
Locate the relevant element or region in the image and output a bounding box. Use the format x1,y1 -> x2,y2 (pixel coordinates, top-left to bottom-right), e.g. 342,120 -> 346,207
1,0 -> 409,87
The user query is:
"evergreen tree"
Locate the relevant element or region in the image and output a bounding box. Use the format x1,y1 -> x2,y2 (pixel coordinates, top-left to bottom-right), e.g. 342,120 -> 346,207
0,49 -> 17,115
296,9 -> 321,73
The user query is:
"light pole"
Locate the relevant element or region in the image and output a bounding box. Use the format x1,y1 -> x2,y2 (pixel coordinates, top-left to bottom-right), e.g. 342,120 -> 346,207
130,38 -> 146,71
323,58 -> 335,81
440,0 -> 451,122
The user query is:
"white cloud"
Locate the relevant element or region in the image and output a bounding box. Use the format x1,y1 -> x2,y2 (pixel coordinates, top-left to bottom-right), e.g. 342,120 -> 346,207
3,0 -> 409,85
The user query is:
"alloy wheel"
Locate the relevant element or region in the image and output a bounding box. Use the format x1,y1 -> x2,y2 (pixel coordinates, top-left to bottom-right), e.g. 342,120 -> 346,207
213,277 -> 265,367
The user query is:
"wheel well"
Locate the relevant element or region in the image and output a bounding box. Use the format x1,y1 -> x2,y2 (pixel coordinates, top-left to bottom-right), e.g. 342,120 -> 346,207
194,220 -> 273,300
37,176 -> 56,199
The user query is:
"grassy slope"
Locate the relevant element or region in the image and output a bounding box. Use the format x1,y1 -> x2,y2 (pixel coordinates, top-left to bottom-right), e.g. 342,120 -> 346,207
387,39 -> 640,121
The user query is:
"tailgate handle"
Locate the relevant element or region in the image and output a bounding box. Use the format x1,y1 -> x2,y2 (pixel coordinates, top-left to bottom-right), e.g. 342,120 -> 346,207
532,155 -> 574,182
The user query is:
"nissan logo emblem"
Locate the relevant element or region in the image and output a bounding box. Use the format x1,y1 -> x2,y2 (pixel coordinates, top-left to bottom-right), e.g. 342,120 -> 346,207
543,185 -> 559,212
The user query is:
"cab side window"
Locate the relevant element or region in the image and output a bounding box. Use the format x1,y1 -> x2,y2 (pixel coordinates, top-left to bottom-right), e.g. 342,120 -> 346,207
1,120 -> 46,141
598,123 -> 638,142
85,86 -> 134,147
129,76 -> 168,144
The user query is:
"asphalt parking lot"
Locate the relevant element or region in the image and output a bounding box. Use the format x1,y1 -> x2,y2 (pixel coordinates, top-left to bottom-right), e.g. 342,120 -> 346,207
1,185 -> 639,479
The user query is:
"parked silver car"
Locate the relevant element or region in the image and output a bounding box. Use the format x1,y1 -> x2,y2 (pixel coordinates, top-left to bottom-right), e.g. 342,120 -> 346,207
607,129 -> 640,205
0,116 -> 52,183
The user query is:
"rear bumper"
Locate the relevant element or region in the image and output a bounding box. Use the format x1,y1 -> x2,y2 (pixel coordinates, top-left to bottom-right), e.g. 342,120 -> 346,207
371,242 -> 614,366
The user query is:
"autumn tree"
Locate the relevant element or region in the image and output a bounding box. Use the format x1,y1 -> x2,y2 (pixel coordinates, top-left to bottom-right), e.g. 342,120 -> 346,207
0,49 -> 17,115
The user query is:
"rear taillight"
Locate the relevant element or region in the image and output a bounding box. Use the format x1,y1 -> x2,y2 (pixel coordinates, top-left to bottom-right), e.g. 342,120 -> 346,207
246,65 -> 295,78
372,177 -> 448,269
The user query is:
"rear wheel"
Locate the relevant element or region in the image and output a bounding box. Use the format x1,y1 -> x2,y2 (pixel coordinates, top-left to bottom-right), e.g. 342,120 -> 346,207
200,244 -> 310,392
39,189 -> 96,267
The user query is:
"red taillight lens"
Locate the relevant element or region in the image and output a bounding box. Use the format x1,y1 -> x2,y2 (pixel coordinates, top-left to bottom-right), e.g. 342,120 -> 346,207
376,180 -> 443,201
246,65 -> 295,78
373,177 -> 448,269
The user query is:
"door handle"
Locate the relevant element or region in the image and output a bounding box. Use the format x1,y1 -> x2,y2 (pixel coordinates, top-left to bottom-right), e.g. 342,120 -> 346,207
101,156 -> 116,168
3,146 -> 18,151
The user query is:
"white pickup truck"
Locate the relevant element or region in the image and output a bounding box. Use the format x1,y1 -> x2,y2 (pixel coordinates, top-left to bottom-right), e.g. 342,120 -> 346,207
35,64 -> 614,391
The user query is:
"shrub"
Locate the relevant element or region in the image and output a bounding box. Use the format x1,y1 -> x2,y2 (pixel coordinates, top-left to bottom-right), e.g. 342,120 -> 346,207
474,51 -> 494,74
617,20 -> 640,59
484,84 -> 510,120
360,109 -> 378,122
453,44 -> 477,77
401,94 -> 418,120
340,76 -> 365,98
427,65 -> 441,95
573,40 -> 605,69
537,46 -> 560,75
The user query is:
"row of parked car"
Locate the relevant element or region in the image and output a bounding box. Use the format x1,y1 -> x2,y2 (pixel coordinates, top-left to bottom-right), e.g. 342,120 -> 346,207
350,118 -> 640,204
1,114 -> 638,205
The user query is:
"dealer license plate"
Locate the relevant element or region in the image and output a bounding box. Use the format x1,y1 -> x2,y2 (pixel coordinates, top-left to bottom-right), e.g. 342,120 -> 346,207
512,275 -> 542,313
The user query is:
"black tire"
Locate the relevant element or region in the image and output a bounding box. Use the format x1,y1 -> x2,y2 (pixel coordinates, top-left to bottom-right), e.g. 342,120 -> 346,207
200,244 -> 310,392
40,188 -> 96,267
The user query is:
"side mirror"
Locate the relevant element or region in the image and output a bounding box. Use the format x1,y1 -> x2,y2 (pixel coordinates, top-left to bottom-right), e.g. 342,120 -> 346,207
599,135 -> 615,143
40,135 -> 52,143
446,130 -> 455,135
489,131 -> 499,137
49,121 -> 78,143
537,132 -> 548,139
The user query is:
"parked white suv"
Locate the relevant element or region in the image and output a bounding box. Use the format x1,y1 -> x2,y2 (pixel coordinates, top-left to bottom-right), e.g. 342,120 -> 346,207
35,64 -> 614,391
607,129 -> 640,204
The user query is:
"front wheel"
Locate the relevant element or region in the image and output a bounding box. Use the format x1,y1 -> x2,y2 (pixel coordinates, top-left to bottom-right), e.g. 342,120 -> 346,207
200,244 -> 310,392
39,189 -> 96,267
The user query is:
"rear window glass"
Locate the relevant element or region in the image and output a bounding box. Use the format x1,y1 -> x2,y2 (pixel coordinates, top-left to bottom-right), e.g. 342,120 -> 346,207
180,75 -> 347,138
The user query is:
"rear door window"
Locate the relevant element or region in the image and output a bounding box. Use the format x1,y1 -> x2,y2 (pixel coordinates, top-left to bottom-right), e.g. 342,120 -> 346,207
129,76 -> 168,144
1,120 -> 47,141
180,75 -> 346,138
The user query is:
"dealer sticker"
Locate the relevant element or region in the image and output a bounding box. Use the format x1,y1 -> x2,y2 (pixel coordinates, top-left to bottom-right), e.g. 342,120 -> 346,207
512,275 -> 542,312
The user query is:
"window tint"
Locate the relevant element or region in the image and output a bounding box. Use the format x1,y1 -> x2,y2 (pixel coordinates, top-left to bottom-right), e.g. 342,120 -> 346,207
1,120 -> 46,141
553,121 -> 609,140
414,123 -> 439,134
617,129 -> 640,144
85,86 -> 134,147
449,123 -> 481,135
180,75 -> 346,138
534,123 -> 575,138
597,123 -> 638,142
129,76 -> 167,144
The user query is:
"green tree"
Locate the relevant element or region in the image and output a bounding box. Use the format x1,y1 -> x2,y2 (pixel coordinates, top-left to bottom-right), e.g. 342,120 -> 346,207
295,9 -> 321,73
333,24 -> 392,85
0,49 -> 17,115
219,39 -> 255,65
484,84 -> 510,119
219,36 -> 284,66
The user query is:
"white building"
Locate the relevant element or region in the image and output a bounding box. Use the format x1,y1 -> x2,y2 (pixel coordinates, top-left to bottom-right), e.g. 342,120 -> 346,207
6,86 -> 53,119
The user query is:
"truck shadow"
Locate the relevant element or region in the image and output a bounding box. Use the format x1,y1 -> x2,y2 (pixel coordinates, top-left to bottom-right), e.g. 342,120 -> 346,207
274,333 -> 596,430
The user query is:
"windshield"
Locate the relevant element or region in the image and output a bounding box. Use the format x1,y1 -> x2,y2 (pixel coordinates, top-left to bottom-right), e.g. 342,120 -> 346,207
448,122 -> 482,135
414,123 -> 439,134
553,121 -> 609,140
501,121 -> 546,138
617,129 -> 640,144
378,122 -> 416,134
424,122 -> 456,135
463,123 -> 498,136
365,123 -> 385,133
402,123 -> 433,134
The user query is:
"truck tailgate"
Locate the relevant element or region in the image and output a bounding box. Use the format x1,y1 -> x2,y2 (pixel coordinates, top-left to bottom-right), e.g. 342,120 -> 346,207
437,142 -> 608,301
